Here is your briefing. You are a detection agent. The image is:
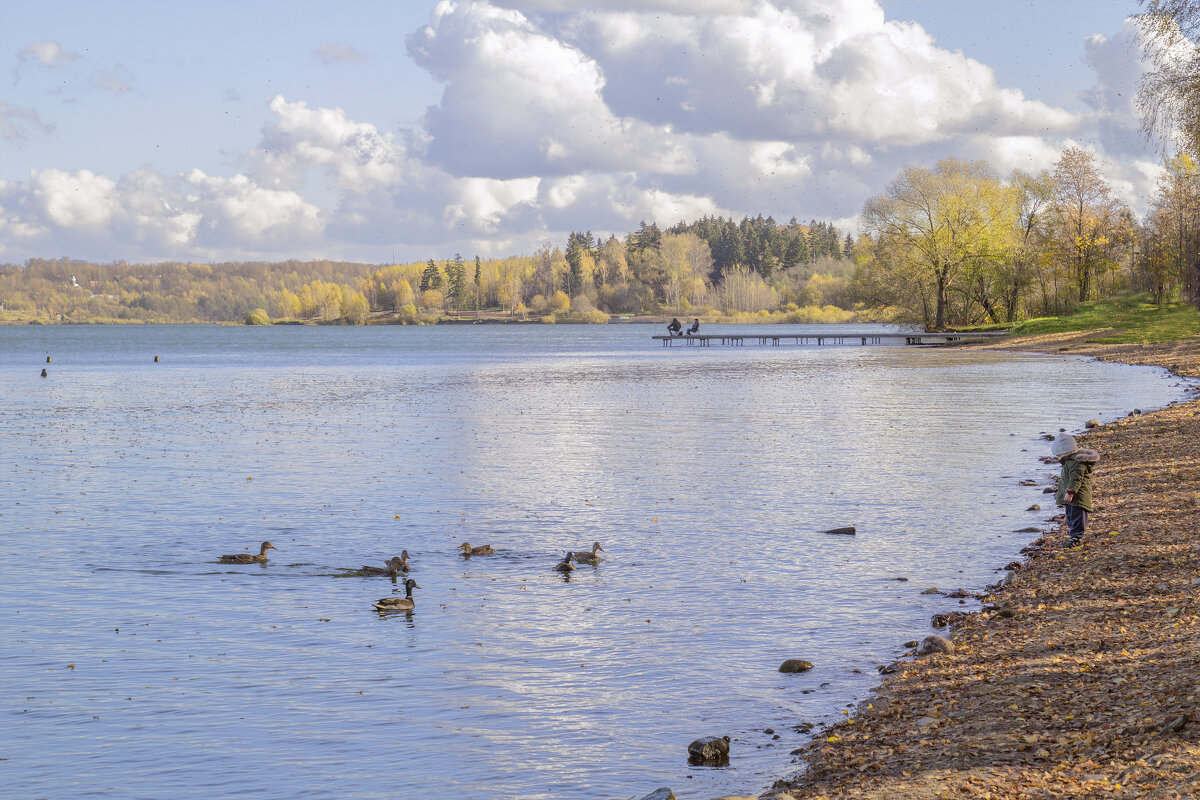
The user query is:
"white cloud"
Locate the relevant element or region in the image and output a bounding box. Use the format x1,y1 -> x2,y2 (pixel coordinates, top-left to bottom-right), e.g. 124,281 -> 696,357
316,41 -> 365,64
254,95 -> 411,192
18,41 -> 77,68
443,176 -> 541,233
185,169 -> 324,248
1082,19 -> 1151,157
0,101 -> 54,144
90,64 -> 134,95
0,0 -> 1171,262
30,168 -> 118,229
408,1 -> 690,177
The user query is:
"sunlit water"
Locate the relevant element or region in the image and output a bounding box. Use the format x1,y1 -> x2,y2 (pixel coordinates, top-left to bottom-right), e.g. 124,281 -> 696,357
0,324 -> 1190,800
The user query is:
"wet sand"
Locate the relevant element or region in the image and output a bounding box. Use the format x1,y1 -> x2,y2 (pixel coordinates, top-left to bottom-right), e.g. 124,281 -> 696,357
770,334 -> 1200,800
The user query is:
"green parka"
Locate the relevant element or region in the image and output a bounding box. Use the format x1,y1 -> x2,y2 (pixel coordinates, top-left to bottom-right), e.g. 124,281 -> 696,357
1055,449 -> 1100,512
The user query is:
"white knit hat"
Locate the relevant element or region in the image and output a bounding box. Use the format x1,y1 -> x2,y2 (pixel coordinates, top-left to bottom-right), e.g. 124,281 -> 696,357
1050,434 -> 1078,457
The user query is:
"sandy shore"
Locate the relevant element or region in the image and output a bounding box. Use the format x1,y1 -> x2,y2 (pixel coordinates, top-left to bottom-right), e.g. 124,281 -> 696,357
764,334 -> 1200,800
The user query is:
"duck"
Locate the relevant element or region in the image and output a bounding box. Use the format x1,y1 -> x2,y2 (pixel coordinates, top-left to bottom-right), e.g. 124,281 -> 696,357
459,542 -> 494,556
359,552 -> 410,576
570,541 -> 604,563
373,579 -> 420,612
219,541 -> 277,563
553,552 -> 576,572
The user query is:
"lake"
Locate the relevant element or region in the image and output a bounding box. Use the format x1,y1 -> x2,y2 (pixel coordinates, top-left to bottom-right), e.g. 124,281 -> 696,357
0,323 -> 1189,800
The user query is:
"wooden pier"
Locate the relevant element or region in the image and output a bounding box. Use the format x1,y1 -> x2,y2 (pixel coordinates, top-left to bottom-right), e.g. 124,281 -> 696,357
652,331 -> 1010,347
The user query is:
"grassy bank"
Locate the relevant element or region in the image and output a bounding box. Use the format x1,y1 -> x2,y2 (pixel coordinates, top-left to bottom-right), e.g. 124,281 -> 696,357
1011,294 -> 1200,344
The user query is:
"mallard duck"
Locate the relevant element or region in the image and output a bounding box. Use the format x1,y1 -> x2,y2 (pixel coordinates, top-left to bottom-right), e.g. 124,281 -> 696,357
553,552 -> 576,572
459,542 -> 494,556
359,553 -> 409,576
219,541 -> 277,563
570,541 -> 604,562
373,579 -> 420,611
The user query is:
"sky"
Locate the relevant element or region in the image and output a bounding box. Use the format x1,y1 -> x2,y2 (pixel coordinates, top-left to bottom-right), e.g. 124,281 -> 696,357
0,0 -> 1163,265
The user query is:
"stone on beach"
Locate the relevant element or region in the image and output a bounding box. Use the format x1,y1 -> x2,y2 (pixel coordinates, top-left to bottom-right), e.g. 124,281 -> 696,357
915,635 -> 953,656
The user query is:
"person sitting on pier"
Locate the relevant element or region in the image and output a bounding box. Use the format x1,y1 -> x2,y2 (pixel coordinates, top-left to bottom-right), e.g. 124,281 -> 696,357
666,317 -> 682,336
686,318 -> 699,335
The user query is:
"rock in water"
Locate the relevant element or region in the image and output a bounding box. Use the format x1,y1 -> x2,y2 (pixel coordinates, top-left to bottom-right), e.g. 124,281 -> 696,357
1086,419 -> 1101,428
916,635 -> 954,656
687,735 -> 731,765
638,789 -> 677,800
824,526 -> 856,535
778,659 -> 814,673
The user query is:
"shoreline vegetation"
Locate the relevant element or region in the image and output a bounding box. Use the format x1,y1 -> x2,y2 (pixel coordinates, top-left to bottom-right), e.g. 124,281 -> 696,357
1,145 -> 1194,332
752,333 -> 1200,800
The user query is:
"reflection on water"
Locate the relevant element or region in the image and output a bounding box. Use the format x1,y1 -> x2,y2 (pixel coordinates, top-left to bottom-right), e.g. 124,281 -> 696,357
0,324 -> 1189,799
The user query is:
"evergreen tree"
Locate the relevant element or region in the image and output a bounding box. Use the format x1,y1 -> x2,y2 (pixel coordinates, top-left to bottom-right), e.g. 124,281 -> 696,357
627,220 -> 662,257
448,254 -> 469,311
473,255 -> 483,312
566,231 -> 594,295
843,233 -> 855,260
420,259 -> 443,292
783,232 -> 809,269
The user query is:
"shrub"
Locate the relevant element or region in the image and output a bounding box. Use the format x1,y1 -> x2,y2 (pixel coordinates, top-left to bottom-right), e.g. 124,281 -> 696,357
564,309 -> 610,323
244,308 -> 271,325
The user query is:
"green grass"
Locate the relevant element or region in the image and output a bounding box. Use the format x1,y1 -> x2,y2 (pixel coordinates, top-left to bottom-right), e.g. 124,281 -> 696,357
1011,294 -> 1200,343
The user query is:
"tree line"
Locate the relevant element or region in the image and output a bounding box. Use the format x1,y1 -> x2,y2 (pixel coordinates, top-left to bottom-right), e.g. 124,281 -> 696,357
852,147 -> 1195,329
0,216 -> 858,324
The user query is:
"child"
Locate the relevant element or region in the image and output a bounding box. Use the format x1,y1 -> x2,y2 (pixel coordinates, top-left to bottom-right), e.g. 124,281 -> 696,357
1051,434 -> 1100,548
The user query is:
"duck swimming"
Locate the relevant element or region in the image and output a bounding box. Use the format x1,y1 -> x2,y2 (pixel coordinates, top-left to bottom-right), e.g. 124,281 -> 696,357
373,579 -> 420,612
219,541 -> 277,563
553,552 -> 576,573
459,542 -> 494,556
570,541 -> 604,563
360,553 -> 409,576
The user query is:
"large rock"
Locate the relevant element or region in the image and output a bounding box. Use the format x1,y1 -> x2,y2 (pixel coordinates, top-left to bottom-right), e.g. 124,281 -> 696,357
916,635 -> 954,656
778,659 -> 814,673
687,735 -> 731,765
824,526 -> 856,535
638,789 -> 676,800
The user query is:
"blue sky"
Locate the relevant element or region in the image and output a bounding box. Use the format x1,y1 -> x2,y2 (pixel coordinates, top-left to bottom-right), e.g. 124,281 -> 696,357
0,0 -> 1159,264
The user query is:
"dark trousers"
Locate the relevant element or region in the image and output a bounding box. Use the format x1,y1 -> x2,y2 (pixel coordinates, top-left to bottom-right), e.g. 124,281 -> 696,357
1065,504 -> 1088,541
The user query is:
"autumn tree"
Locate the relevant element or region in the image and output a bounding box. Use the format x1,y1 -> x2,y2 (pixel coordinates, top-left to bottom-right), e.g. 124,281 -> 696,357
1006,169 -> 1057,319
1050,147 -> 1127,303
659,232 -> 713,309
862,158 -> 1011,329
1140,152 -> 1200,302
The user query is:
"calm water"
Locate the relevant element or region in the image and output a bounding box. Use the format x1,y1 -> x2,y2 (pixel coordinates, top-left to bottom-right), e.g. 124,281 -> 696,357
0,324 -> 1189,800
